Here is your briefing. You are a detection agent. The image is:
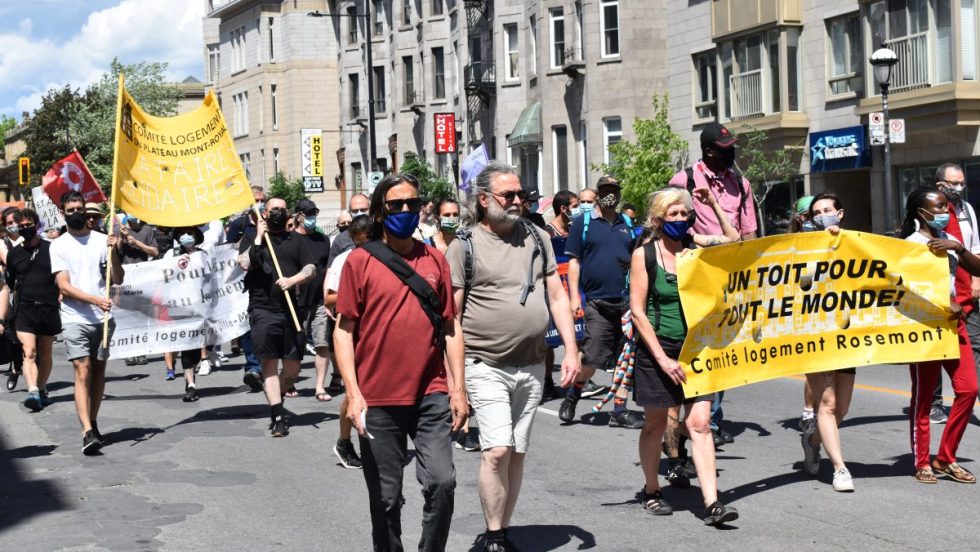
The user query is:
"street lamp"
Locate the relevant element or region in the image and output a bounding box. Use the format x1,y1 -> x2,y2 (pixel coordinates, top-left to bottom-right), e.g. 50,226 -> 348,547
309,7 -> 377,174
870,46 -> 899,233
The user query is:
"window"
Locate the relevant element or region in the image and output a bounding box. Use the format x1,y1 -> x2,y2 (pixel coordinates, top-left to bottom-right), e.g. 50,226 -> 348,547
273,148 -> 280,175
786,27 -> 801,111
504,24 -> 520,80
373,66 -> 386,113
207,44 -> 220,83
549,8 -> 565,68
827,14 -> 864,96
350,74 -> 360,117
767,30 -> 781,114
374,1 -> 384,36
553,126 -> 569,191
432,0 -> 443,17
231,26 -> 246,72
719,32 -> 781,120
964,0 -> 977,80
432,47 -> 446,99
600,0 -> 619,58
603,117 -> 621,164
573,1 -> 583,59
268,17 -> 276,61
694,52 -> 717,120
530,16 -> 538,76
270,84 -> 278,130
348,7 -> 358,44
868,0 -> 950,92
240,152 -> 251,180
578,121 -> 588,189
257,86 -> 264,132
233,91 -> 249,136
403,56 -> 415,105
403,0 -> 412,25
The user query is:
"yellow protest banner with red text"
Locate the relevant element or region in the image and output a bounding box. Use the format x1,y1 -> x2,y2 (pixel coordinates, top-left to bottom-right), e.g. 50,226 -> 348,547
677,230 -> 957,396
112,85 -> 252,226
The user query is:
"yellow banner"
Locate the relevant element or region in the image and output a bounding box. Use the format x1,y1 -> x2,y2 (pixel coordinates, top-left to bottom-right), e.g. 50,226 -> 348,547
677,230 -> 957,396
113,86 -> 252,226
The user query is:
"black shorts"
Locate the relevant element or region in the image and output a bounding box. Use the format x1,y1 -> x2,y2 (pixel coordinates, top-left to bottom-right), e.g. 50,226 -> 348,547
180,349 -> 203,370
250,310 -> 304,361
633,337 -> 714,409
14,302 -> 62,337
582,299 -> 626,368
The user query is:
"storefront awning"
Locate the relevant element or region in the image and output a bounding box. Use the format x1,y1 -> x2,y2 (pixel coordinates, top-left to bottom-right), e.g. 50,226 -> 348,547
507,102 -> 542,147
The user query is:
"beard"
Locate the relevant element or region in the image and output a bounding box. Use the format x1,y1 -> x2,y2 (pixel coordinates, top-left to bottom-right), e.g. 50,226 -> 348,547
486,196 -> 521,226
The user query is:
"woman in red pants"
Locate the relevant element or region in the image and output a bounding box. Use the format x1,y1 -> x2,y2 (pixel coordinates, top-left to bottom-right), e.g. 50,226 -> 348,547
900,186 -> 980,484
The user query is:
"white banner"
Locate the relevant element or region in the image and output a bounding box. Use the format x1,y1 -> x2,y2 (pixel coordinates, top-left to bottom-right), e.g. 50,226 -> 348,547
108,243 -> 249,358
31,186 -> 65,232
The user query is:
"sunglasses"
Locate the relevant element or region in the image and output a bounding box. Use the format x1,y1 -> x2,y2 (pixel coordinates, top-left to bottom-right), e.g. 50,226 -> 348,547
489,189 -> 528,203
65,207 -> 85,215
384,198 -> 423,213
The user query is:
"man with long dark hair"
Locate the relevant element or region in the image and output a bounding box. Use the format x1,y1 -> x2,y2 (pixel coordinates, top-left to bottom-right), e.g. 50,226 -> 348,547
334,173 -> 466,552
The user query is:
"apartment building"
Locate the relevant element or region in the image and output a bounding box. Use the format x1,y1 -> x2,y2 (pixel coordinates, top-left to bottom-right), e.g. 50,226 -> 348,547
668,0 -> 980,234
204,0 -> 341,214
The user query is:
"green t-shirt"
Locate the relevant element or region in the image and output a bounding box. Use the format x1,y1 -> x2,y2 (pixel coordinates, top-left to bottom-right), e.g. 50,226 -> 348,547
646,256 -> 687,342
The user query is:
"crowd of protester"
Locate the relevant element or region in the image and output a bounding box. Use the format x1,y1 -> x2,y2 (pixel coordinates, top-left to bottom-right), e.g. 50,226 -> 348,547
2,122 -> 978,552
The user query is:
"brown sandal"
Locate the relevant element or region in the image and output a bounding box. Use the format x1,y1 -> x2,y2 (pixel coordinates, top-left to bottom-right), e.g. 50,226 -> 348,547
914,467 -> 937,484
932,461 -> 977,484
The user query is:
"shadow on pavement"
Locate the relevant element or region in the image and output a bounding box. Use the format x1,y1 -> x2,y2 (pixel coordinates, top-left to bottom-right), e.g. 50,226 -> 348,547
467,524 -> 597,551
102,426 -> 165,446
721,420 -> 771,438
105,373 -> 149,383
170,404 -> 268,427
840,414 -> 909,429
0,433 -> 68,532
287,411 -> 337,428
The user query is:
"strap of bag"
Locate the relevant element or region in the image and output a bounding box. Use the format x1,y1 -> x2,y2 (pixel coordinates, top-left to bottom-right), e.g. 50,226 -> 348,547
458,228 -> 475,317
519,220 -> 549,307
643,240 -> 661,332
687,165 -> 748,228
362,240 -> 444,347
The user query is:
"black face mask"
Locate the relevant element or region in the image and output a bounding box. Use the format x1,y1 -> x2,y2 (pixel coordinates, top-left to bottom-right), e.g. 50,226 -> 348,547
18,226 -> 37,242
338,223 -> 351,232
66,212 -> 87,231
267,208 -> 288,232
716,147 -> 736,170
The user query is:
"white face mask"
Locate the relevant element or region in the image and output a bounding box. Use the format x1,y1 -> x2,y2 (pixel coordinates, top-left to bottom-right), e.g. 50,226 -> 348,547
179,234 -> 196,248
580,202 -> 596,213
570,206 -> 581,218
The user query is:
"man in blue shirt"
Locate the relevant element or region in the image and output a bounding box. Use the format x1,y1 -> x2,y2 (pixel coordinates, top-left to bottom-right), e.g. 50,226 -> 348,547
562,176 -> 643,429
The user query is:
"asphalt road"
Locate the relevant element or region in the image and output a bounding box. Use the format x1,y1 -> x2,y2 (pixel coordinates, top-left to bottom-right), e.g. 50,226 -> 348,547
1,348 -> 978,552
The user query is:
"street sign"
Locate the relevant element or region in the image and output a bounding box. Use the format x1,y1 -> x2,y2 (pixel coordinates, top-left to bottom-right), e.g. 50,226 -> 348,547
889,118 -> 906,144
433,113 -> 457,153
301,129 -> 324,192
869,112 -> 885,146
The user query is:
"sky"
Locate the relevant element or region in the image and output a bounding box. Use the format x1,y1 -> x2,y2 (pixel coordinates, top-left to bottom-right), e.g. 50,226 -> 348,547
0,0 -> 206,120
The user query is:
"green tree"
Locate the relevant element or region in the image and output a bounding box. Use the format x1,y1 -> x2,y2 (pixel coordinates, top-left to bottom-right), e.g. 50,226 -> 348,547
592,95 -> 687,216
25,58 -> 182,193
400,152 -> 455,200
0,114 -> 16,139
735,126 -> 803,205
267,171 -> 306,210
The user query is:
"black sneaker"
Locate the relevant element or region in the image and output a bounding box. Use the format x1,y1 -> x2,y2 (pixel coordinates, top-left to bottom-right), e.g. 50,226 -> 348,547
243,370 -> 263,392
666,458 -> 691,488
640,489 -> 673,515
929,405 -> 948,424
24,391 -> 43,412
39,390 -> 52,407
333,438 -> 363,468
270,417 -> 289,437
183,385 -> 199,402
454,431 -> 481,451
92,423 -> 107,445
800,416 -> 816,435
718,428 -> 735,444
703,500 -> 738,526
558,397 -> 578,423
608,410 -> 644,429
125,357 -> 137,366
82,430 -> 103,455
580,380 -> 609,398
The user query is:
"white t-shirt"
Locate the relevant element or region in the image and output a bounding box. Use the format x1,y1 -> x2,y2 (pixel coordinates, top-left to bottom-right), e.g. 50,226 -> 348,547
906,230 -> 960,297
50,231 -> 111,325
325,249 -> 353,293
201,220 -> 225,251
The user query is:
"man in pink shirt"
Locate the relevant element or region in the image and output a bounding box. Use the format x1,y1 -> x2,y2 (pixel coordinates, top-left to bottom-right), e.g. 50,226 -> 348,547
668,123 -> 758,241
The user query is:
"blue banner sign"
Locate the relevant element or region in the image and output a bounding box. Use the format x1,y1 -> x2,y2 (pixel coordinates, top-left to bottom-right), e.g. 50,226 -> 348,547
809,126 -> 871,173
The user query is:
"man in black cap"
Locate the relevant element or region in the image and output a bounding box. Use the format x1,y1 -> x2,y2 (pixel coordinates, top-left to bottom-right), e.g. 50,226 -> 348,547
292,198 -> 333,401
521,188 -> 547,230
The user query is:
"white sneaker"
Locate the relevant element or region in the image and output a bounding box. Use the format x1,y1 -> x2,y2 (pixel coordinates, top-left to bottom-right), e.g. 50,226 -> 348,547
832,467 -> 854,492
197,359 -> 212,376
207,350 -> 222,369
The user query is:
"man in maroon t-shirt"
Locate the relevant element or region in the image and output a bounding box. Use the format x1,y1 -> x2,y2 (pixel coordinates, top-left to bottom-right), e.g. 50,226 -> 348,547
334,173 -> 467,552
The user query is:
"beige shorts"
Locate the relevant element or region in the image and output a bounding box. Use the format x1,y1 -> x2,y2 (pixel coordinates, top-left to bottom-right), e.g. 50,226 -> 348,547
464,358 -> 544,454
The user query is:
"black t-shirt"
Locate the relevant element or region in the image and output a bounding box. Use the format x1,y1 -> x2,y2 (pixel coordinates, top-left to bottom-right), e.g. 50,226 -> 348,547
226,214 -> 255,244
6,241 -> 59,306
295,230 -> 330,309
239,230 -> 315,314
525,212 -> 547,230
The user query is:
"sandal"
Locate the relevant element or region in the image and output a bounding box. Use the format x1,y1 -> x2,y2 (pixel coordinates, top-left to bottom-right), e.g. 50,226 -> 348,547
326,374 -> 344,395
315,392 -> 332,402
932,461 -> 976,484
914,467 -> 937,484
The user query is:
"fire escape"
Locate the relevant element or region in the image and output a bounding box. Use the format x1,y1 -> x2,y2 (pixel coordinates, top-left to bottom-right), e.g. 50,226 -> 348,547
464,0 -> 495,141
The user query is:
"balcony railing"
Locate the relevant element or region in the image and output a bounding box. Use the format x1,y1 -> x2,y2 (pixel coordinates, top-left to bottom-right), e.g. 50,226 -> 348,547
464,62 -> 496,91
885,32 -> 929,92
729,69 -> 764,120
562,47 -> 585,77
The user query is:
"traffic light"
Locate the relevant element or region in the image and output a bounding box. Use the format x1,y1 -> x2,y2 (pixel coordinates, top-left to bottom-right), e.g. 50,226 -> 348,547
18,157 -> 29,186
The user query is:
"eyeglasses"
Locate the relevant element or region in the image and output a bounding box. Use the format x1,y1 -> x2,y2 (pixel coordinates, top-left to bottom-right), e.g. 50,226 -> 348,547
489,189 -> 527,203
384,198 -> 423,213
941,179 -> 966,186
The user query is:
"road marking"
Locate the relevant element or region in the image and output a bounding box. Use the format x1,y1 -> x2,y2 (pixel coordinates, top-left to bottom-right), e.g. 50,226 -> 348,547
784,374 -> 979,405
537,407 -> 559,416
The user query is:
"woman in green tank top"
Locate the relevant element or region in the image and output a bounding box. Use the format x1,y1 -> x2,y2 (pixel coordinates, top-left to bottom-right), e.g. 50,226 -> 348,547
628,187 -> 739,524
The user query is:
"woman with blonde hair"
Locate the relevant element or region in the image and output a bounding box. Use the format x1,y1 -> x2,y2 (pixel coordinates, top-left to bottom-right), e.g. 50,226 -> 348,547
629,187 -> 740,525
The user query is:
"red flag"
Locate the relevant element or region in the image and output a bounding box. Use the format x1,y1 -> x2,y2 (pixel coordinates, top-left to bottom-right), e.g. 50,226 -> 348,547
41,151 -> 107,207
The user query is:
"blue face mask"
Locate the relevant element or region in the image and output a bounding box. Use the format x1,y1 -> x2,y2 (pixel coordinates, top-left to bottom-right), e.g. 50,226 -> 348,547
661,220 -> 692,241
179,234 -> 196,248
383,211 -> 420,239
923,211 -> 950,231
580,202 -> 595,213
303,216 -> 317,231
801,220 -> 817,232
570,206 -> 582,218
